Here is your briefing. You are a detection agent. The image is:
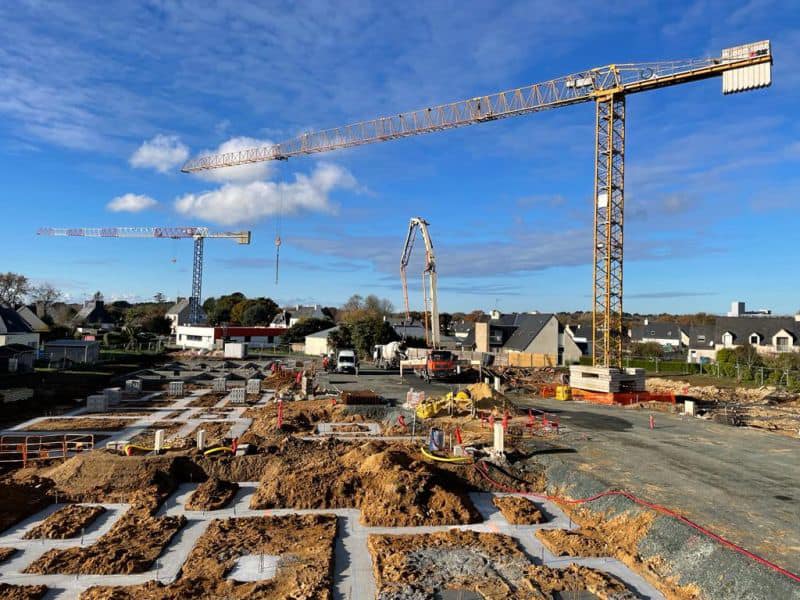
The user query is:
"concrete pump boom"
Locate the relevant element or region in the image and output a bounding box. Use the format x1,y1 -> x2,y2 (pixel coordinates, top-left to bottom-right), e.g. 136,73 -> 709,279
400,218 -> 439,347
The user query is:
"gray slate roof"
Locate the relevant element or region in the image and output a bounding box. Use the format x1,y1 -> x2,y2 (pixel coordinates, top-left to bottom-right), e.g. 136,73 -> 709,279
714,316 -> 799,345
167,298 -> 190,315
629,322 -> 684,342
72,301 -> 114,325
501,313 -> 554,351
0,306 -> 34,334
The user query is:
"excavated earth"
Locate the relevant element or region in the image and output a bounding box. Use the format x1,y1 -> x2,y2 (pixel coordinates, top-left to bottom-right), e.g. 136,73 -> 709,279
24,506 -> 185,575
0,547 -> 17,563
492,496 -> 546,525
0,583 -> 48,600
23,504 -> 105,539
128,422 -> 184,446
185,421 -> 233,446
242,399 -> 372,437
81,514 -> 337,600
369,529 -> 628,599
249,437 -> 481,526
187,393 -> 227,408
186,476 -> 239,511
22,418 -> 130,431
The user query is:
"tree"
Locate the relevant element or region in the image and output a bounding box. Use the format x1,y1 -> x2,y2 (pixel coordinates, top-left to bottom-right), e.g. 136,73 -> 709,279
241,298 -> 279,325
29,283 -> 62,309
207,292 -> 246,324
328,325 -> 353,351
342,294 -> 363,312
153,292 -> 166,304
630,341 -> 663,359
0,272 -> 30,306
364,294 -> 394,317
329,316 -> 399,358
93,291 -> 103,301
284,318 -> 335,343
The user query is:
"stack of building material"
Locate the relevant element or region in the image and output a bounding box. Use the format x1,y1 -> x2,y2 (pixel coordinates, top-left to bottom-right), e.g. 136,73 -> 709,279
246,378 -> 261,395
169,381 -> 185,397
103,387 -> 122,406
86,394 -> 108,412
229,387 -> 246,404
213,377 -> 227,392
340,390 -> 383,405
125,379 -> 142,394
569,366 -> 645,393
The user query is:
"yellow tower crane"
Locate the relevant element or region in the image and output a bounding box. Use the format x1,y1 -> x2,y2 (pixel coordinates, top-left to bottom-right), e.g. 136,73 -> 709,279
182,41 -> 772,367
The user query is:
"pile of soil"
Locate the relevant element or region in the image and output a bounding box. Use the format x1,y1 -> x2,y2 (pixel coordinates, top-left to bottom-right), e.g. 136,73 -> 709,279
492,496 -> 546,525
250,438 -> 480,527
23,418 -> 130,431
188,393 -> 226,408
242,399 -> 370,438
340,390 -> 382,405
369,529 -> 628,599
0,476 -> 53,533
535,509 -> 653,562
262,369 -> 298,393
0,583 -> 48,600
24,505 -> 105,539
81,514 -> 336,599
186,421 -> 233,446
0,547 -> 18,563
186,477 -> 239,511
128,422 -> 184,446
36,452 -> 183,509
25,506 -> 185,575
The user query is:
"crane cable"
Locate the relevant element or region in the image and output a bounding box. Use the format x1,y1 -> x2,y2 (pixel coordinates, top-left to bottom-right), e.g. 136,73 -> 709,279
275,179 -> 283,285
472,460 -> 800,584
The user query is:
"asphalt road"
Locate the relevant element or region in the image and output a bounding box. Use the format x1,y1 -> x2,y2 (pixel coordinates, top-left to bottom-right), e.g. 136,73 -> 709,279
513,395 -> 800,575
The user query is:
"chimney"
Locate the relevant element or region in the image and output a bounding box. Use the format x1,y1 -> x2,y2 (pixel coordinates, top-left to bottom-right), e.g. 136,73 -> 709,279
490,309 -> 501,320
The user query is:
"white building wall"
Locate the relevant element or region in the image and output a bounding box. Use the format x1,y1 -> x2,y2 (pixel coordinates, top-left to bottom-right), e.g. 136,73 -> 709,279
176,326 -> 216,350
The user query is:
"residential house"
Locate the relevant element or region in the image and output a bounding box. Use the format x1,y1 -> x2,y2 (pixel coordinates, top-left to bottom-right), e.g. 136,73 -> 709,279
0,306 -> 39,348
270,305 -> 326,328
176,325 -> 288,351
390,317 -> 460,347
16,305 -> 49,333
686,325 -> 716,364
43,339 -> 100,364
304,326 -> 339,356
0,344 -> 35,372
72,298 -> 116,332
165,298 -> 192,335
474,310 -> 582,365
628,319 -> 689,351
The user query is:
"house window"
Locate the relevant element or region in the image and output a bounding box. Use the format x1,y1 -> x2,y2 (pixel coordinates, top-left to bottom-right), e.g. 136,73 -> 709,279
722,332 -> 734,348
697,335 -> 705,343
186,334 -> 203,342
749,334 -> 760,345
776,336 -> 790,352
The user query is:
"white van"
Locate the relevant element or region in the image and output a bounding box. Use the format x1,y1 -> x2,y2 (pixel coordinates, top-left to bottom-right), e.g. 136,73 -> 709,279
336,349 -> 358,374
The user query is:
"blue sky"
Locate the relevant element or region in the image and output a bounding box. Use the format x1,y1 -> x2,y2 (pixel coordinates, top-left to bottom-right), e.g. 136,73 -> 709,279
2,1 -> 799,315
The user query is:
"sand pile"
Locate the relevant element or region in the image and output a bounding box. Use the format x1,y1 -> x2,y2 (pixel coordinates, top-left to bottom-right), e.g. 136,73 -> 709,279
82,514 -> 336,600
0,583 -> 47,600
250,438 -> 480,526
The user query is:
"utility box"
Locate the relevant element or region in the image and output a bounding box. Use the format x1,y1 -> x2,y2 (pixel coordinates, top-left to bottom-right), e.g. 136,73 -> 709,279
86,395 -> 108,413
224,342 -> 247,359
213,377 -> 227,393
229,387 -> 246,404
169,381 -> 184,397
196,429 -> 206,451
684,400 -> 696,416
125,379 -> 142,394
246,379 -> 261,395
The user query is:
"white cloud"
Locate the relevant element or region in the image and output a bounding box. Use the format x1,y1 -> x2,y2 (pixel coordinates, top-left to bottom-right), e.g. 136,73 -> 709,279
106,193 -> 158,212
193,136 -> 276,183
129,134 -> 189,173
174,163 -> 357,226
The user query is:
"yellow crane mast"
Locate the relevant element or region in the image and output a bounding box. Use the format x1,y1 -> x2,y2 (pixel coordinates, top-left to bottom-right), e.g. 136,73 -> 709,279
182,41 -> 772,367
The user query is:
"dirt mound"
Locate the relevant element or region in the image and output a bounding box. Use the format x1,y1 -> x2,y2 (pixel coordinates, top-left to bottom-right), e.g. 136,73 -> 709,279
492,496 -> 545,525
0,547 -> 18,563
188,393 -> 226,408
185,421 -> 232,446
24,505 -> 105,539
195,454 -> 274,482
242,399 -> 369,438
38,452 -> 181,508
250,438 -> 480,526
25,506 -> 185,575
186,477 -> 238,511
536,509 -> 653,562
0,583 -> 47,600
81,514 -> 336,600
23,418 -> 129,431
467,382 -> 495,401
369,529 -> 628,599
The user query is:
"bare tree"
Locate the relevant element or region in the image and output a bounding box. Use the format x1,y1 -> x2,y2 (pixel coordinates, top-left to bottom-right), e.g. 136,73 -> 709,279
153,292 -> 166,304
0,272 -> 30,306
30,283 -> 62,309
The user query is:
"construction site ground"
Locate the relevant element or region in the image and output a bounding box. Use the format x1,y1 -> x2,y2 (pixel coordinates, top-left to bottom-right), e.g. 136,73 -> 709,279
512,394 -> 800,577
0,358 -> 796,598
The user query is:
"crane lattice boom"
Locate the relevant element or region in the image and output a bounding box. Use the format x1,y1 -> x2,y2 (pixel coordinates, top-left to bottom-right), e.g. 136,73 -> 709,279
38,226 -> 251,324
181,41 -> 771,367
